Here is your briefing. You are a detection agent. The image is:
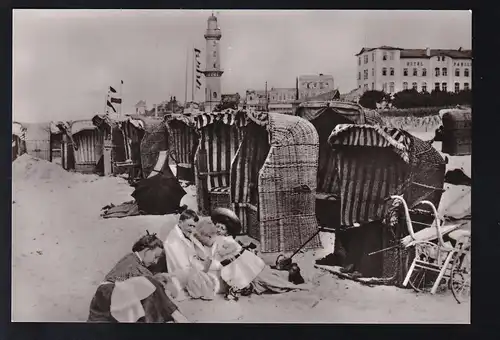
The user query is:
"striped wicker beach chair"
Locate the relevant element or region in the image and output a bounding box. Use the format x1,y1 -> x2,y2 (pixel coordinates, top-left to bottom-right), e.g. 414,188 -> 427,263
295,101 -> 367,231
165,114 -> 199,182
324,124 -> 446,283
230,110 -> 321,253
194,111 -> 243,215
59,120 -> 104,174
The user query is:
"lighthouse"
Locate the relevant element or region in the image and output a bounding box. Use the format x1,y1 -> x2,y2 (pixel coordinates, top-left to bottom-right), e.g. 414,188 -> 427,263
203,13 -> 223,108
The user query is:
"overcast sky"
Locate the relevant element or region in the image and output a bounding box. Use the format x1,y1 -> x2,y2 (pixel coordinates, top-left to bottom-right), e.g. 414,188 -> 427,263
13,10 -> 471,123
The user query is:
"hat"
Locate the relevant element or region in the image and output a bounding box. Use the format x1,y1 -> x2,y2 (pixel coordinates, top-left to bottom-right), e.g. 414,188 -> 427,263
211,208 -> 242,236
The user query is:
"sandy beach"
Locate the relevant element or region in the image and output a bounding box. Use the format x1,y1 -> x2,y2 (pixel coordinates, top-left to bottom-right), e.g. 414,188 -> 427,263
11,132 -> 470,323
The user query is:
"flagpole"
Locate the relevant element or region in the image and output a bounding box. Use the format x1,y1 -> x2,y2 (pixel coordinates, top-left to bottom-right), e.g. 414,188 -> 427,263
119,80 -> 123,115
192,45 -> 195,103
104,91 -> 108,114
184,47 -> 189,106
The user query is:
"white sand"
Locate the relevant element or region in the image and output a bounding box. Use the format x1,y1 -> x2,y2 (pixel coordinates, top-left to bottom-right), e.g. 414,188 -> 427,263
12,148 -> 470,323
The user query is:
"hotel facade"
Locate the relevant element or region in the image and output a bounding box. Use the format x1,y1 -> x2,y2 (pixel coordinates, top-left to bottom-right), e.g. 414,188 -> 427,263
355,46 -> 472,94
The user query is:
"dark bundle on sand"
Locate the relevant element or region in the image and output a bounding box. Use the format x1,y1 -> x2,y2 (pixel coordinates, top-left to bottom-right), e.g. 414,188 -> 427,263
444,168 -> 471,187
101,158 -> 186,219
132,165 -> 187,215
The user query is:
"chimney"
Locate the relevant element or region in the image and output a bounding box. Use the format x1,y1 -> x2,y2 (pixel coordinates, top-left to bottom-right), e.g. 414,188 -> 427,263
426,47 -> 430,57
154,104 -> 158,118
458,46 -> 462,52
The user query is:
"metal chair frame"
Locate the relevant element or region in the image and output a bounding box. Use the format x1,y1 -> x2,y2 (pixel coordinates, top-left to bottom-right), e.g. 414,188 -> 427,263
391,195 -> 470,298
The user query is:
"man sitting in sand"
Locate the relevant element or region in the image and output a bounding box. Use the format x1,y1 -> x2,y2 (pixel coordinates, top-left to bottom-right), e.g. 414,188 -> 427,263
163,207 -> 225,300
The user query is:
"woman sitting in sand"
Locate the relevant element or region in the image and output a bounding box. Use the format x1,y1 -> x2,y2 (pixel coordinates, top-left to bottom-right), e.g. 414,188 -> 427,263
192,209 -> 310,300
87,231 -> 190,323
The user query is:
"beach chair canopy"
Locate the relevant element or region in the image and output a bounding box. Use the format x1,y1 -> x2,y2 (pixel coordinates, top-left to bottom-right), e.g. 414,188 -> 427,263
296,100 -> 366,124
229,109 -> 321,253
327,124 -> 446,227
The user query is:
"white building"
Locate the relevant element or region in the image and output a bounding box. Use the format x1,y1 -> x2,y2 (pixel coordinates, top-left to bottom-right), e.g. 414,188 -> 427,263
298,74 -> 334,100
355,46 -> 472,94
203,14 -> 223,107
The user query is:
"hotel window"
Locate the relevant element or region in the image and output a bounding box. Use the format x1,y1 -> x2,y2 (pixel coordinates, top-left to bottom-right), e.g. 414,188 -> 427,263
455,82 -> 460,92
464,68 -> 469,77
364,55 -> 368,64
455,68 -> 460,77
382,67 -> 387,76
403,68 -> 408,76
422,68 -> 427,76
390,67 -> 394,76
442,83 -> 447,92
464,83 -> 469,91
372,53 -> 374,61
358,72 -> 361,80
389,82 -> 395,93
442,68 -> 448,76
412,82 -> 418,90
403,82 -> 408,90
413,68 -> 418,76
442,56 -> 446,61
383,52 -> 387,61
372,68 -> 375,77
358,57 -> 361,66
383,83 -> 388,92
390,52 -> 395,60
364,69 -> 368,80
422,82 -> 427,92
434,82 -> 440,91
371,83 -> 375,90
435,68 -> 440,77
364,84 -> 368,90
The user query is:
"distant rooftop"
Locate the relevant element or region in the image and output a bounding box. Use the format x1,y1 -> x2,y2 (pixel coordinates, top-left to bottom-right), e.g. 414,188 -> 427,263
355,46 -> 472,59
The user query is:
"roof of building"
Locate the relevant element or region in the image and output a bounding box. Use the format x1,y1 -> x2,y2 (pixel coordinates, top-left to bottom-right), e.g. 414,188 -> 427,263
135,100 -> 146,107
299,74 -> 334,80
355,46 -> 403,56
269,87 -> 296,92
400,48 -> 472,59
355,46 -> 472,59
246,89 -> 267,97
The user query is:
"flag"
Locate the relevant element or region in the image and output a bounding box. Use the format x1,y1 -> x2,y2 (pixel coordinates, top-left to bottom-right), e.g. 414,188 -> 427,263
110,97 -> 122,104
109,86 -> 117,93
194,47 -> 203,91
107,100 -> 117,113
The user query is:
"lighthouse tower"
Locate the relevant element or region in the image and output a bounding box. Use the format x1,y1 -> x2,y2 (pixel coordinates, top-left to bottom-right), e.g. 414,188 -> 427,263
203,13 -> 223,107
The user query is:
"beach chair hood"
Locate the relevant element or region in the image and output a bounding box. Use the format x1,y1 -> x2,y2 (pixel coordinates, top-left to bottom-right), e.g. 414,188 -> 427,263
327,124 -> 445,227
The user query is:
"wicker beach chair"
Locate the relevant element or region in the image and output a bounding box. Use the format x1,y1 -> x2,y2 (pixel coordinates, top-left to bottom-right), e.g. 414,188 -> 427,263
230,110 -> 321,253
165,114 -> 199,183
194,111 -> 243,215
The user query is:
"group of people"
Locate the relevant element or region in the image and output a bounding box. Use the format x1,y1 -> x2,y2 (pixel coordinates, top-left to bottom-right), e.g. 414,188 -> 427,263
87,207 -> 309,323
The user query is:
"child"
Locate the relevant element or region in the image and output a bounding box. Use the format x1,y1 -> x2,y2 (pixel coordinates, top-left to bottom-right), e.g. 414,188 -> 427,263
195,212 -> 310,300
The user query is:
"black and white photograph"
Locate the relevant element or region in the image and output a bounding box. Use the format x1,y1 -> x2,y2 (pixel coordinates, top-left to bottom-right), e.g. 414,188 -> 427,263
12,9 -> 471,323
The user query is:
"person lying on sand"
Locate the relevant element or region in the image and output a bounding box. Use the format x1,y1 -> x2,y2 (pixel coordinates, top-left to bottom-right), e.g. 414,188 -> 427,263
194,210 -> 310,301
87,231 -> 190,323
163,207 -> 225,301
